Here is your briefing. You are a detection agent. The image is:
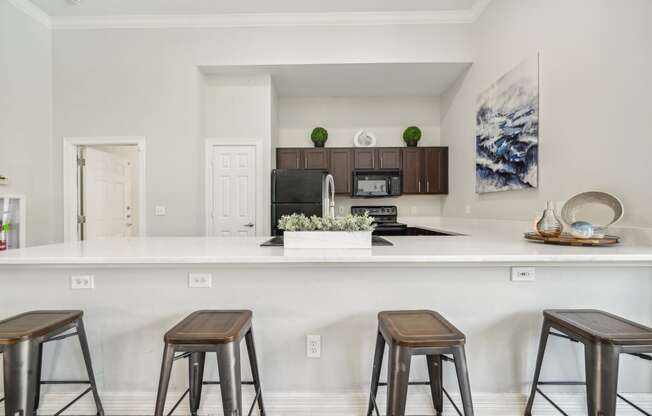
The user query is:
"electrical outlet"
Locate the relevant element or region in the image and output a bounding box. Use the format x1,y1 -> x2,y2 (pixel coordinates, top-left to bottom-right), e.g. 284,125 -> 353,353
465,205 -> 471,214
511,267 -> 536,282
188,273 -> 212,288
155,205 -> 166,216
338,206 -> 345,215
71,275 -> 94,289
306,334 -> 321,358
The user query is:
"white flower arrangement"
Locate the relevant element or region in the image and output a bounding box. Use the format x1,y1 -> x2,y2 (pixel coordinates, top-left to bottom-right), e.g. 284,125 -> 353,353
278,213 -> 375,232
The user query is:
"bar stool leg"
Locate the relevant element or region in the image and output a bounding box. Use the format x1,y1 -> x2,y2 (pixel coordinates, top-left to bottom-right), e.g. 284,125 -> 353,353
245,328 -> 266,416
367,331 -> 385,416
155,343 -> 176,416
76,319 -> 105,416
426,354 -> 443,415
3,340 -> 39,416
452,346 -> 474,416
524,320 -> 552,416
189,352 -> 206,416
217,341 -> 243,416
386,345 -> 411,416
33,343 -> 44,413
585,342 -> 620,416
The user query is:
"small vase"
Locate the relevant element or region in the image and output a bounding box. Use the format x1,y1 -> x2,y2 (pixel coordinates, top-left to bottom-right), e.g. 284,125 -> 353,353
405,141 -> 418,147
313,142 -> 325,148
536,201 -> 562,237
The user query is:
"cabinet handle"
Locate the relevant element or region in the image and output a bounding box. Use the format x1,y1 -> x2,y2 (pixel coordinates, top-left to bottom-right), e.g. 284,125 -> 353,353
427,181 -> 430,193
418,179 -> 421,193
380,155 -> 383,167
304,158 -> 307,169
372,157 -> 375,169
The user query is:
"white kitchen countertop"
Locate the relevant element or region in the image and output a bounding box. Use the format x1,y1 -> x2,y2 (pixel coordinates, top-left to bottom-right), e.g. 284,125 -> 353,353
1,217 -> 651,267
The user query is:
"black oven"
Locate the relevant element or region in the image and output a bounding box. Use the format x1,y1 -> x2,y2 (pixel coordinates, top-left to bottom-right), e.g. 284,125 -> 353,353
352,170 -> 402,198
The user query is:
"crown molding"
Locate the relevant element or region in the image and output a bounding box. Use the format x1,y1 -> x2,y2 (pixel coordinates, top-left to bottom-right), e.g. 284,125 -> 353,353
50,7 -> 491,30
7,0 -> 51,28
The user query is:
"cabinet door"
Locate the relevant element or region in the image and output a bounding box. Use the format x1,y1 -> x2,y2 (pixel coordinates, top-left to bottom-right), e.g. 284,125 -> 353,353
354,149 -> 376,169
329,148 -> 353,194
377,148 -> 402,169
303,149 -> 329,169
424,147 -> 449,194
277,149 -> 302,169
401,148 -> 424,194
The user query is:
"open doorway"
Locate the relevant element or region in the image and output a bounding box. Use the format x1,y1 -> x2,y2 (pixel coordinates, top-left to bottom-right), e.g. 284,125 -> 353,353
63,137 -> 146,241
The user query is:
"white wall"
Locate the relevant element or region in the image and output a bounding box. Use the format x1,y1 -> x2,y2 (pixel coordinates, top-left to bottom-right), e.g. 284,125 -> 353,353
51,24 -> 473,241
203,74 -> 273,235
0,1 -> 52,246
279,96 -> 444,217
440,0 -> 652,227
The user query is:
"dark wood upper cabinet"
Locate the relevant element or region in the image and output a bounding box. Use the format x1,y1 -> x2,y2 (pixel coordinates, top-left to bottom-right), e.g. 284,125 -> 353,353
401,148 -> 424,194
276,148 -> 302,169
353,149 -> 376,169
276,146 -> 448,195
329,148 -> 353,194
377,148 -> 402,169
424,147 -> 448,194
303,148 -> 329,170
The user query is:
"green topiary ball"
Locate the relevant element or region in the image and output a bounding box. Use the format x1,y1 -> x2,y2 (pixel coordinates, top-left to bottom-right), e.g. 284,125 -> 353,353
311,127 -> 328,147
403,126 -> 422,147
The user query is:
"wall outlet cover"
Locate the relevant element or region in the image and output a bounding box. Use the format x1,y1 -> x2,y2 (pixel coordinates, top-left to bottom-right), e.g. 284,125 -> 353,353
155,205 -> 166,216
306,334 -> 321,358
511,267 -> 536,282
188,273 -> 212,288
71,275 -> 94,289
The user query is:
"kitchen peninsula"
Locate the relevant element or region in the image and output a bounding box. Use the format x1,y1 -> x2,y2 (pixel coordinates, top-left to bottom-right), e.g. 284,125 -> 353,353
1,217 -> 651,415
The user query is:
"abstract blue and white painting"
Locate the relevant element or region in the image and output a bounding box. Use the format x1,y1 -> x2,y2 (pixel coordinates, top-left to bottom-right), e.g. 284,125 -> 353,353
476,54 -> 539,193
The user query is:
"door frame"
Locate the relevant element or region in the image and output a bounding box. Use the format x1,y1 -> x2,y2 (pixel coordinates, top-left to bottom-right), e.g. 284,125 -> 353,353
205,139 -> 262,237
63,136 -> 147,242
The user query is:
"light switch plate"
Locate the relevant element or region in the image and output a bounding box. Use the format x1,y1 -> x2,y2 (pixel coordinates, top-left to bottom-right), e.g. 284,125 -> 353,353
188,273 -> 212,288
71,275 -> 94,289
511,267 -> 536,282
155,205 -> 166,216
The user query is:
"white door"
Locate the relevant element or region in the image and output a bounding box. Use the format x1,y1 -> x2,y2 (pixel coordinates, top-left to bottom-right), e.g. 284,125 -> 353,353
210,145 -> 256,236
83,147 -> 134,239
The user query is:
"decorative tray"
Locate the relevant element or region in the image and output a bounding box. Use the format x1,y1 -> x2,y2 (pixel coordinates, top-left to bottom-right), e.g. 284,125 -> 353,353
524,232 -> 620,246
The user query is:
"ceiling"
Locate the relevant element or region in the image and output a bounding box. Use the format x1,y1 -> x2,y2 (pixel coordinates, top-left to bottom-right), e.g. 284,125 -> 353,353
200,62 -> 472,97
31,0 -> 479,17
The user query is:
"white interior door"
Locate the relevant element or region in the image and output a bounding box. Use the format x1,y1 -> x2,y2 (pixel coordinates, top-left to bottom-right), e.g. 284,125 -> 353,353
210,145 -> 256,236
83,147 -> 134,239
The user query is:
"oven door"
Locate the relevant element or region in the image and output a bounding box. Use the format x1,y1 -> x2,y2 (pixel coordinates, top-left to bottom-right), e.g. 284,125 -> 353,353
352,172 -> 391,197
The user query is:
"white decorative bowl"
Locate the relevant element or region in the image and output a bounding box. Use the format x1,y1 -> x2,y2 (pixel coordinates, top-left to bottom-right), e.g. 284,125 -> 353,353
560,192 -> 624,234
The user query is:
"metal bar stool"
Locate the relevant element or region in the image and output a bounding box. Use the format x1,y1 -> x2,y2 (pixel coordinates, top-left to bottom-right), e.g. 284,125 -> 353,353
367,310 -> 474,416
154,310 -> 265,416
0,310 -> 104,416
525,309 -> 652,416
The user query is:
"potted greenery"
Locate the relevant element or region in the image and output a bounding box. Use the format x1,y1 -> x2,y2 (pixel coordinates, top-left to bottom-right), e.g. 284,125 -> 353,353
279,213 -> 374,248
403,126 -> 422,147
310,127 -> 328,147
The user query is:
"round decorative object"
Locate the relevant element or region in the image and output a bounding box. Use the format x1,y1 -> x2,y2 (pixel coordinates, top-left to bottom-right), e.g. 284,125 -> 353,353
403,126 -> 422,147
569,221 -> 594,239
353,130 -> 377,147
560,191 -> 624,229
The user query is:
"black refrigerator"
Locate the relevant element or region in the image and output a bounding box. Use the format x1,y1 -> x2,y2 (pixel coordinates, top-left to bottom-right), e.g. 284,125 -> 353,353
271,169 -> 329,236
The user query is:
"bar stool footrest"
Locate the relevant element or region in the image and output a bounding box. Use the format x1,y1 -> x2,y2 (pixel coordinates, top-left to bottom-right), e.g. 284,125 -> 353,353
166,382 -> 260,416
534,382 -> 651,416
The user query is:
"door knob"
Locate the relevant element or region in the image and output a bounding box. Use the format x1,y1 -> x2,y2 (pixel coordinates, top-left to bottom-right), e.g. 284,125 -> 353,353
243,223 -> 255,228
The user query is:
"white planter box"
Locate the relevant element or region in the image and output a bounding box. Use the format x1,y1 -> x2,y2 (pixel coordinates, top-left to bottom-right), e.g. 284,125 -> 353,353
283,231 -> 372,249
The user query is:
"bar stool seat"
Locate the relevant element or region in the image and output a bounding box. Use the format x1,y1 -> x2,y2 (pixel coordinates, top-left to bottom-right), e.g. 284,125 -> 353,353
155,310 -> 265,416
0,310 -> 82,344
525,309 -> 652,416
543,309 -> 652,345
368,310 -> 474,416
379,310 -> 465,347
0,310 -> 104,416
164,310 -> 252,345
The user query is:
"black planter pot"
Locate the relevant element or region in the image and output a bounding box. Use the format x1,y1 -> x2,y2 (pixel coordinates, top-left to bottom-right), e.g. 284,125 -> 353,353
313,142 -> 325,148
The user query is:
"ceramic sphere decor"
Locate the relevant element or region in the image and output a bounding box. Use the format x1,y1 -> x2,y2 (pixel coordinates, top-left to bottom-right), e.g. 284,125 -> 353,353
561,192 -> 624,232
353,129 -> 377,147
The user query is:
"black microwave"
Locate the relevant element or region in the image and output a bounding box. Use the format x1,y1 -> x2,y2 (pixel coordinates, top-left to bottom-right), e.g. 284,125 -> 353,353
352,170 -> 402,198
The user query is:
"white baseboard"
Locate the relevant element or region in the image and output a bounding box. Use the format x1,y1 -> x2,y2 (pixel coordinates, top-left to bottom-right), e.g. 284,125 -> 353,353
2,390 -> 651,415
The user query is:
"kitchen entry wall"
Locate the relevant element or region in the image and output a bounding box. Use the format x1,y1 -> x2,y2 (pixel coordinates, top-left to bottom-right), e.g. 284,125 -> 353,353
280,96 -> 444,217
